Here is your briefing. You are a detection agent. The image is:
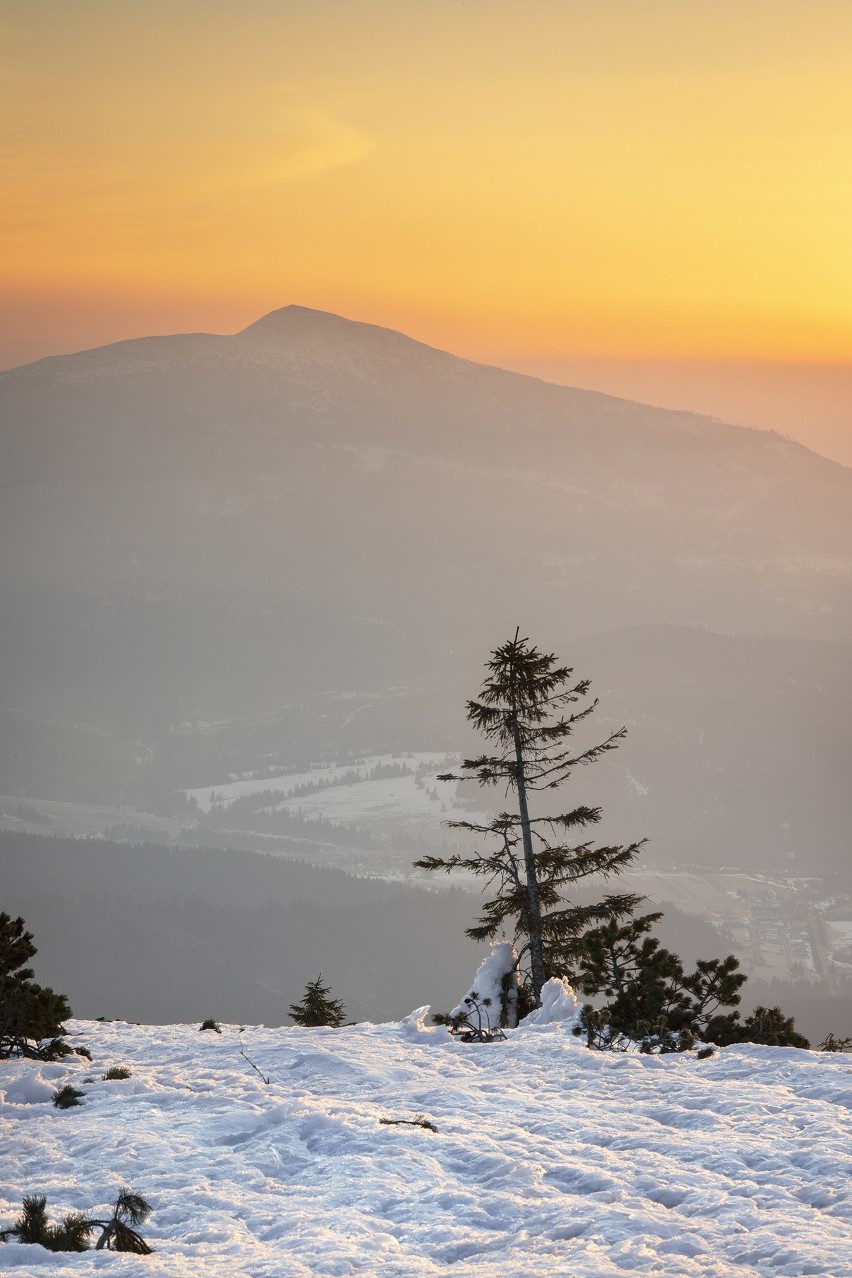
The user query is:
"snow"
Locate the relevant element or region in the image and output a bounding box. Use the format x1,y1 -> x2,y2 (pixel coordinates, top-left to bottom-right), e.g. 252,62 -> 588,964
186,754 -> 454,814
3,1018 -> 852,1276
520,977 -> 580,1028
279,774 -> 446,828
451,942 -> 519,1029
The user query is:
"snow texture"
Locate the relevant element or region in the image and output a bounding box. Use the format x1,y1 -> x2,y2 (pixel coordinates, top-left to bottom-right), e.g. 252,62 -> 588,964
2,1017 -> 851,1276
451,942 -> 519,1029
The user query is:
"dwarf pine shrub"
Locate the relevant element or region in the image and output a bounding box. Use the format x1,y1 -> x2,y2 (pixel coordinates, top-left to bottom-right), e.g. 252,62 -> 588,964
0,913 -> 85,1061
0,1190 -> 153,1255
1,1196 -> 91,1252
52,1084 -> 85,1109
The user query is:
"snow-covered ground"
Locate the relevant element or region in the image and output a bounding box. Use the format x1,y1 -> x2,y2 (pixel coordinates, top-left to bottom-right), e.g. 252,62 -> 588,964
269,774 -> 458,832
186,754 -> 456,814
3,1011 -> 851,1277
184,752 -> 487,861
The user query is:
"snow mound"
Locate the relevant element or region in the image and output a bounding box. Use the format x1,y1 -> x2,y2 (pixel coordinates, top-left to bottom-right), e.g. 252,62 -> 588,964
520,976 -> 580,1028
451,941 -> 518,1029
0,1066 -> 60,1105
399,1005 -> 450,1041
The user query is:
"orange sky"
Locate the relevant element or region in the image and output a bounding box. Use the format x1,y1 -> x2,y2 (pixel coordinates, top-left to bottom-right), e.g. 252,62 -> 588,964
1,1 -> 850,459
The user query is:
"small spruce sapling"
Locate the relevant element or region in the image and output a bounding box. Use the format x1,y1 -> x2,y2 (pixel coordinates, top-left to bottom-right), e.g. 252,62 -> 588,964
289,975 -> 345,1027
0,1196 -> 91,1252
433,986 -> 508,1043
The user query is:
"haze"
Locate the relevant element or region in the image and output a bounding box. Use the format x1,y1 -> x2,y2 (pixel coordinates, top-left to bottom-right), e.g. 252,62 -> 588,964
1,5 -> 851,1036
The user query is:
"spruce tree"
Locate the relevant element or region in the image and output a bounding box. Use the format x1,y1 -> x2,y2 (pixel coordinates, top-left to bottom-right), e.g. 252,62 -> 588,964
415,630 -> 645,1005
0,912 -> 74,1060
289,974 -> 345,1027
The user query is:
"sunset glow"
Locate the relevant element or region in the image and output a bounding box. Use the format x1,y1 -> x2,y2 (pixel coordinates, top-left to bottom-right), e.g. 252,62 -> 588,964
2,2 -> 851,382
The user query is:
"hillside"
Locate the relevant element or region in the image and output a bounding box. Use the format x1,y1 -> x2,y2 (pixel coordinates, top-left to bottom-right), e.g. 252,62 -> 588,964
1,307 -> 850,877
3,1014 -> 851,1276
0,831 -> 746,1031
3,306 -> 850,645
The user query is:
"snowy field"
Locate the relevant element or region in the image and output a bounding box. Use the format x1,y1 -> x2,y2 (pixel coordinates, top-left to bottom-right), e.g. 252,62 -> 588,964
3,1009 -> 852,1277
186,754 -> 456,814
269,774 -> 460,832
184,752 -> 487,861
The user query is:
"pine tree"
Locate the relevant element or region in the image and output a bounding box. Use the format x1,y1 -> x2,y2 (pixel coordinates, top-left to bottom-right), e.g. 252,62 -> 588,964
572,913 -> 809,1052
288,974 -> 345,1027
415,630 -> 645,1005
573,913 -> 748,1051
0,912 -> 74,1060
710,1003 -> 809,1050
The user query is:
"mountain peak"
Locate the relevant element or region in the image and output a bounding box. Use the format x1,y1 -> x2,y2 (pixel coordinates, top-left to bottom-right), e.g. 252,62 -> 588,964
239,304 -> 350,334
238,305 -> 402,344
235,305 -> 457,368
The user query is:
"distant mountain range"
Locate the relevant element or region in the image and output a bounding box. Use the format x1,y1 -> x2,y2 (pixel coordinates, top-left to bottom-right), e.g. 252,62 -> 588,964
1,307 -> 850,874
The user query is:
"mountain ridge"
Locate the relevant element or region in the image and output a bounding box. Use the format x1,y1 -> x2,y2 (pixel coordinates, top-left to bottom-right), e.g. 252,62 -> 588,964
3,304 -> 846,473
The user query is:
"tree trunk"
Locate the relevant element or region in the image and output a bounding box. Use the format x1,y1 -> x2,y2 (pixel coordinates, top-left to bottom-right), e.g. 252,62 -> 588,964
510,698 -> 547,1003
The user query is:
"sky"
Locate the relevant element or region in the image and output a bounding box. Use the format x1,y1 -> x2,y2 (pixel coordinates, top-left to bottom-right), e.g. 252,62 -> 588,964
2,0 -> 850,462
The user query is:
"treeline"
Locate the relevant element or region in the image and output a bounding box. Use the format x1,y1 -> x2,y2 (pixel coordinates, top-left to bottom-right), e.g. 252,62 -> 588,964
201,796 -> 377,849
205,757 -> 454,802
0,831 -> 482,1024
197,784 -> 462,857
0,831 -> 396,913
265,759 -> 431,799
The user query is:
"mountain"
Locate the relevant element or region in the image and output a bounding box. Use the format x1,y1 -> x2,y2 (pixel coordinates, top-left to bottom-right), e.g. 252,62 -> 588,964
1,307 -> 850,873
2,306 -> 850,635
